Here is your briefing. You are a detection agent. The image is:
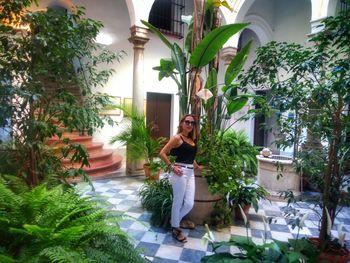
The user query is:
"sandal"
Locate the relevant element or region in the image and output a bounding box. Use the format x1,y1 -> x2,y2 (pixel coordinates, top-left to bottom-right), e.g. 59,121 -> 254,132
172,227 -> 187,243
180,219 -> 195,230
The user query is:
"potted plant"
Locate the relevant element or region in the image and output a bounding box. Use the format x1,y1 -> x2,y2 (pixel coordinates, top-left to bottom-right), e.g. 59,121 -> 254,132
240,4 -> 350,260
139,177 -> 173,227
110,111 -> 166,179
226,180 -> 269,220
142,1 -> 264,225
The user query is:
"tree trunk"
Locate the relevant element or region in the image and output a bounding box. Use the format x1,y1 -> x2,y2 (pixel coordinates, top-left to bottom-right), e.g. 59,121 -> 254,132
319,93 -> 343,245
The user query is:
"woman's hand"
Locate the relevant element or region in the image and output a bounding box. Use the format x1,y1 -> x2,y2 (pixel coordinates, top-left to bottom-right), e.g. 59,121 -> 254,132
197,165 -> 204,172
172,165 -> 183,176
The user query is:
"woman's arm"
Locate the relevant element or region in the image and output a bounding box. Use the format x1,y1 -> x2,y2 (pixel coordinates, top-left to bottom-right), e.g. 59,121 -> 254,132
193,160 -> 203,171
159,135 -> 183,176
159,135 -> 180,166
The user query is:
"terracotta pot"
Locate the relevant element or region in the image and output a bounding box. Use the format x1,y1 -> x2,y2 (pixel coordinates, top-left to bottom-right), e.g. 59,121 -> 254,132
143,163 -> 160,180
309,237 -> 350,263
232,204 -> 251,221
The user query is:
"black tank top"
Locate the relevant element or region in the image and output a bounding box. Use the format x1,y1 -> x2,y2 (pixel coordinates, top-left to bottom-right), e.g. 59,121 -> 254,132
169,135 -> 197,164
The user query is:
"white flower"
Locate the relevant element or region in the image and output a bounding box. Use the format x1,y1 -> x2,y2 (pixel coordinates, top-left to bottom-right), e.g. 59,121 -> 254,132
196,89 -> 213,103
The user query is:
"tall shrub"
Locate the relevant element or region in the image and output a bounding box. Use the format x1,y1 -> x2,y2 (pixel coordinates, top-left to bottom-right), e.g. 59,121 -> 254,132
0,0 -> 123,186
240,6 -> 350,246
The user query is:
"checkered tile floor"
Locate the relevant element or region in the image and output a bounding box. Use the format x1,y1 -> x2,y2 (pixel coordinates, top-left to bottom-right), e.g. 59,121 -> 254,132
77,176 -> 350,263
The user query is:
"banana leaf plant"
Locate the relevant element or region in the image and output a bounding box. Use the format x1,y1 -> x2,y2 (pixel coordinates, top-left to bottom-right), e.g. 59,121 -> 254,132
141,15 -> 252,131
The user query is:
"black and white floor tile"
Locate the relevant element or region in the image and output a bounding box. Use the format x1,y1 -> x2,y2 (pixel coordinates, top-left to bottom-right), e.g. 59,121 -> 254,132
77,176 -> 350,263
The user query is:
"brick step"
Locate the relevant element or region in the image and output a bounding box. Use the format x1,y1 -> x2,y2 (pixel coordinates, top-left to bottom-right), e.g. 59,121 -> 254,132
83,154 -> 122,176
62,149 -> 113,164
48,131 -> 123,180
47,135 -> 93,145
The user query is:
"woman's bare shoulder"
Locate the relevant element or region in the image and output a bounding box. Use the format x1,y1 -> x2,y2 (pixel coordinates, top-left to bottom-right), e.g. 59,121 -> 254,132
170,134 -> 182,144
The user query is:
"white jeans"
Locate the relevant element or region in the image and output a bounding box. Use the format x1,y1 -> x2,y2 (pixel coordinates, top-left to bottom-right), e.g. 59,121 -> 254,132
170,166 -> 195,228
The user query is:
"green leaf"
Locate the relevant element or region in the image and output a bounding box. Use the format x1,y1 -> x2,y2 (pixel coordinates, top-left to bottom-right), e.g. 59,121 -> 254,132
225,40 -> 252,85
189,23 -> 248,68
153,58 -> 175,81
171,43 -> 186,76
141,20 -> 172,49
227,97 -> 248,115
0,254 -> 16,263
201,252 -> 236,263
205,68 -> 218,92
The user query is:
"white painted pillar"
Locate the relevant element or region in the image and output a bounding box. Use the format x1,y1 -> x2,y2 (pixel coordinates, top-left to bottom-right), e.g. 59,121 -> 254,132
128,25 -> 149,115
126,25 -> 149,175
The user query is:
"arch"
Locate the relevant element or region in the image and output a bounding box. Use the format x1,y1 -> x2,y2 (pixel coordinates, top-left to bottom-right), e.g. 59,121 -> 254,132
244,14 -> 273,45
221,0 -> 255,48
47,0 -> 73,11
125,0 -> 155,27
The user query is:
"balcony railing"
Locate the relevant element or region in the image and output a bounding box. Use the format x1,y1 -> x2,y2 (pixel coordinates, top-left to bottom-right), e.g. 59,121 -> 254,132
148,0 -> 185,38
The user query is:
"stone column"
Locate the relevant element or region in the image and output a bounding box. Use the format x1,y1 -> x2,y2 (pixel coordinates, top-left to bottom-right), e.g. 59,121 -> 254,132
220,46 -> 237,66
127,25 -> 149,175
128,25 -> 149,115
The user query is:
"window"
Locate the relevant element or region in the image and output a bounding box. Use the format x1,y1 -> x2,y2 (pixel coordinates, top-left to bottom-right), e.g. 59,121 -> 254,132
340,0 -> 350,12
148,0 -> 185,38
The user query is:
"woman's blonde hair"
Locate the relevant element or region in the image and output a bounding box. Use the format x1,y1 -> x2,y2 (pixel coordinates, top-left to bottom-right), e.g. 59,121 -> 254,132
177,114 -> 198,142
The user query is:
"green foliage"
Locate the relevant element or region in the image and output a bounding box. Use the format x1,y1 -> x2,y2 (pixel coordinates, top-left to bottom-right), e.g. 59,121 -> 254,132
110,110 -> 165,165
139,178 -> 173,228
0,176 -> 145,263
0,0 -> 123,186
240,7 -> 350,244
227,181 -> 268,213
188,23 -> 248,68
142,13 -> 252,125
199,129 -> 259,196
201,227 -> 318,263
209,201 -> 232,229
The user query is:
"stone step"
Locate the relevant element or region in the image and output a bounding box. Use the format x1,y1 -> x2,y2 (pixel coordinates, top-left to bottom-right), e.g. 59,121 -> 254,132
62,149 -> 113,164
48,131 -> 123,179
83,154 -> 123,176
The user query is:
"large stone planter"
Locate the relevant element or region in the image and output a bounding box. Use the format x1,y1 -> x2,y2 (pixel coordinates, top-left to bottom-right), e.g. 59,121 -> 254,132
257,155 -> 300,196
187,170 -> 222,225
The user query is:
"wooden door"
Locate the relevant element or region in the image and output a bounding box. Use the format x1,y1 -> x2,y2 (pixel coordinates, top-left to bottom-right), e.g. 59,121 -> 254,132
146,92 -> 171,139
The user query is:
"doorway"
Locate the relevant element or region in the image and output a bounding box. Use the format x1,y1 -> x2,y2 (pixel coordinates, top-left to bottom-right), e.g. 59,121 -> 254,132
253,90 -> 266,147
146,92 -> 171,139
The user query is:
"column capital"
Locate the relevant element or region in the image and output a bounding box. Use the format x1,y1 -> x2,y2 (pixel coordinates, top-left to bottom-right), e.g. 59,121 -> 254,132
128,25 -> 149,50
220,46 -> 238,65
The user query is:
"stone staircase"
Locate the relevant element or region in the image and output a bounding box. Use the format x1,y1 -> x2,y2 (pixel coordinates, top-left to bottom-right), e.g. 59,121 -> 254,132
48,131 -> 123,180
43,77 -> 123,179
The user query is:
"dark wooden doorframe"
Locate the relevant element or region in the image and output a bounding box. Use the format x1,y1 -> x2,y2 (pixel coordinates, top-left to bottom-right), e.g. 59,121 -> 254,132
146,92 -> 172,139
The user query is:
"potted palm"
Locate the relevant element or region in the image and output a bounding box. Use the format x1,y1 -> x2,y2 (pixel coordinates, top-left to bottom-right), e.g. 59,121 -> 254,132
240,5 -> 350,261
110,111 -> 166,179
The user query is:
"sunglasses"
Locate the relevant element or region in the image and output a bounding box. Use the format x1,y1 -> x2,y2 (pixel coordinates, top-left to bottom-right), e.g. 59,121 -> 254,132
183,120 -> 196,126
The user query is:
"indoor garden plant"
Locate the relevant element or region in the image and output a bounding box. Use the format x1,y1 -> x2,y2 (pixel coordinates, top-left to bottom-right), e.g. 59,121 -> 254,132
0,175 -> 145,262
0,1 -> 143,261
142,1 -> 264,225
226,180 -> 269,220
110,110 -> 166,179
139,177 -> 173,228
0,0 -> 121,186
240,4 -> 350,261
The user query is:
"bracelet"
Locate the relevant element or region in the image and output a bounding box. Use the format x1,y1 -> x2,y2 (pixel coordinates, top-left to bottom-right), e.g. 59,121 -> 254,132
167,164 -> 174,171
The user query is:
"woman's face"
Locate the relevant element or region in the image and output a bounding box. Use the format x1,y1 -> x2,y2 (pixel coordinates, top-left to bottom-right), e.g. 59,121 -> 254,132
181,116 -> 196,132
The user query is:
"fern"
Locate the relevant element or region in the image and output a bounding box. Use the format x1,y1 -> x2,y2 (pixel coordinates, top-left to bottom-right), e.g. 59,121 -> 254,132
0,180 -> 145,263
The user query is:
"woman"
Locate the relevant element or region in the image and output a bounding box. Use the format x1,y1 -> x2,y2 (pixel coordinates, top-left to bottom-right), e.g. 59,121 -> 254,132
159,114 -> 201,243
